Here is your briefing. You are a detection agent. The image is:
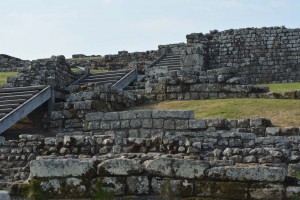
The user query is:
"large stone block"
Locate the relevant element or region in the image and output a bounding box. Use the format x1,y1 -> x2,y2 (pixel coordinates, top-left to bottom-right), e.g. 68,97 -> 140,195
286,186 -> 300,199
91,177 -> 126,196
152,178 -> 193,198
86,112 -> 104,121
97,158 -> 143,176
195,181 -> 248,200
152,110 -> 194,119
144,158 -> 210,179
189,119 -> 206,129
208,164 -> 285,182
126,176 -> 149,194
30,159 -> 95,178
249,183 -> 284,200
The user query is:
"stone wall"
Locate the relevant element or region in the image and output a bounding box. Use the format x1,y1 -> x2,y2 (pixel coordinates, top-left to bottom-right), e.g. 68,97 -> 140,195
0,54 -> 29,72
185,27 -> 300,83
49,83 -> 144,131
68,50 -> 160,71
5,55 -> 79,89
144,70 -> 270,101
1,110 -> 300,199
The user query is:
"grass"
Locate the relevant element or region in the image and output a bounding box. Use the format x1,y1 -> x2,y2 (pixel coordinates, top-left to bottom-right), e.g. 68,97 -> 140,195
133,99 -> 300,127
71,68 -> 107,73
258,82 -> 300,93
0,71 -> 18,86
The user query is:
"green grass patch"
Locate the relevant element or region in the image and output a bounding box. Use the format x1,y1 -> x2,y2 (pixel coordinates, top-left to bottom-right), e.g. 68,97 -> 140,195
0,71 -> 18,86
133,99 -> 300,127
258,82 -> 300,93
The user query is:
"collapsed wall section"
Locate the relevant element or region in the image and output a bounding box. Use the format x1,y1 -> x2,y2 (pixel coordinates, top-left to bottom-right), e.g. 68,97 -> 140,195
5,55 -> 79,89
68,50 -> 160,71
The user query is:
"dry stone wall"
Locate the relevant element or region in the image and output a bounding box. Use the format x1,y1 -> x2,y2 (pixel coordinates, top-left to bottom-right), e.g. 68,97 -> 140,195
0,54 -> 29,72
68,50 -> 159,71
185,27 -> 300,83
144,70 -> 270,101
5,55 -> 79,89
1,110 -> 300,199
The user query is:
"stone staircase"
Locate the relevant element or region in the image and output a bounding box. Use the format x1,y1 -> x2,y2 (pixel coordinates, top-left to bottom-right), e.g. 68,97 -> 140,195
77,70 -> 131,85
154,54 -> 181,71
0,85 -> 52,134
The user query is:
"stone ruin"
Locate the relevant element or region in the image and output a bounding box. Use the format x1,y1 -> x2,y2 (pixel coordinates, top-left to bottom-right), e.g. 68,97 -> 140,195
0,26 -> 300,199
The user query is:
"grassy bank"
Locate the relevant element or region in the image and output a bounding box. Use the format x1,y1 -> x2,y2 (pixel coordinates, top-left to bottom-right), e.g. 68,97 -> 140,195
258,82 -> 300,93
0,72 -> 17,86
132,99 -> 300,127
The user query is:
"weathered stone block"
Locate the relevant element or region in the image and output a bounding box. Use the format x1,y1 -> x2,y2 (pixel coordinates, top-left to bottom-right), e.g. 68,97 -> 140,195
30,159 -> 94,178
142,119 -> 153,128
249,183 -> 284,200
126,176 -> 149,194
103,112 -> 119,121
206,119 -> 225,128
164,119 -> 175,129
152,110 -> 194,119
208,164 -> 285,182
189,119 -> 206,129
130,119 -> 142,128
195,181 -> 248,199
91,177 -> 125,196
86,112 -> 104,121
250,118 -> 271,127
153,119 -> 164,129
144,158 -> 210,179
119,111 -> 136,120
73,101 -> 92,110
152,178 -> 193,197
265,127 -> 280,136
97,158 -> 143,176
286,186 -> 300,199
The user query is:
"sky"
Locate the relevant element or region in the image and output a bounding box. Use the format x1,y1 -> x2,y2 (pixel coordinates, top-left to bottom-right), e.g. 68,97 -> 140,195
1,0 -> 300,60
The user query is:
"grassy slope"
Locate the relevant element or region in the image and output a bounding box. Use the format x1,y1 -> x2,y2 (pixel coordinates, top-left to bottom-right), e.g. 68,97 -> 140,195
133,99 -> 300,127
0,72 -> 17,86
258,82 -> 300,93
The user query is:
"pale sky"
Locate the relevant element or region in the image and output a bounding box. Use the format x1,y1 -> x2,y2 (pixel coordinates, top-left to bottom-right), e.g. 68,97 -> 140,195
1,0 -> 299,60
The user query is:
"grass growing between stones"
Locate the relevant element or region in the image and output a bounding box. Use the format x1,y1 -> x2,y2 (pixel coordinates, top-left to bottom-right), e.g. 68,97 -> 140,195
0,71 -> 17,86
133,99 -> 300,127
258,82 -> 300,93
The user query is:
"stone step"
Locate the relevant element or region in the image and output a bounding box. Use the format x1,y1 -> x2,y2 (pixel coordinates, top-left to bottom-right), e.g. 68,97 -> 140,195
0,104 -> 20,109
165,55 -> 181,59
168,66 -> 182,70
156,63 -> 181,68
0,99 -> 27,105
162,57 -> 181,61
0,85 -> 45,93
156,64 -> 181,67
79,80 -> 117,85
88,72 -> 128,79
0,108 -> 14,113
88,70 -> 130,78
0,94 -> 33,101
0,90 -> 39,96
158,60 -> 181,65
82,76 -> 122,82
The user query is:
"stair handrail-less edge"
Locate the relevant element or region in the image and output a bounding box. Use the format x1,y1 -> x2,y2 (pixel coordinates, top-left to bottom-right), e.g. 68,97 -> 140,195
0,85 -> 52,134
112,69 -> 138,90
